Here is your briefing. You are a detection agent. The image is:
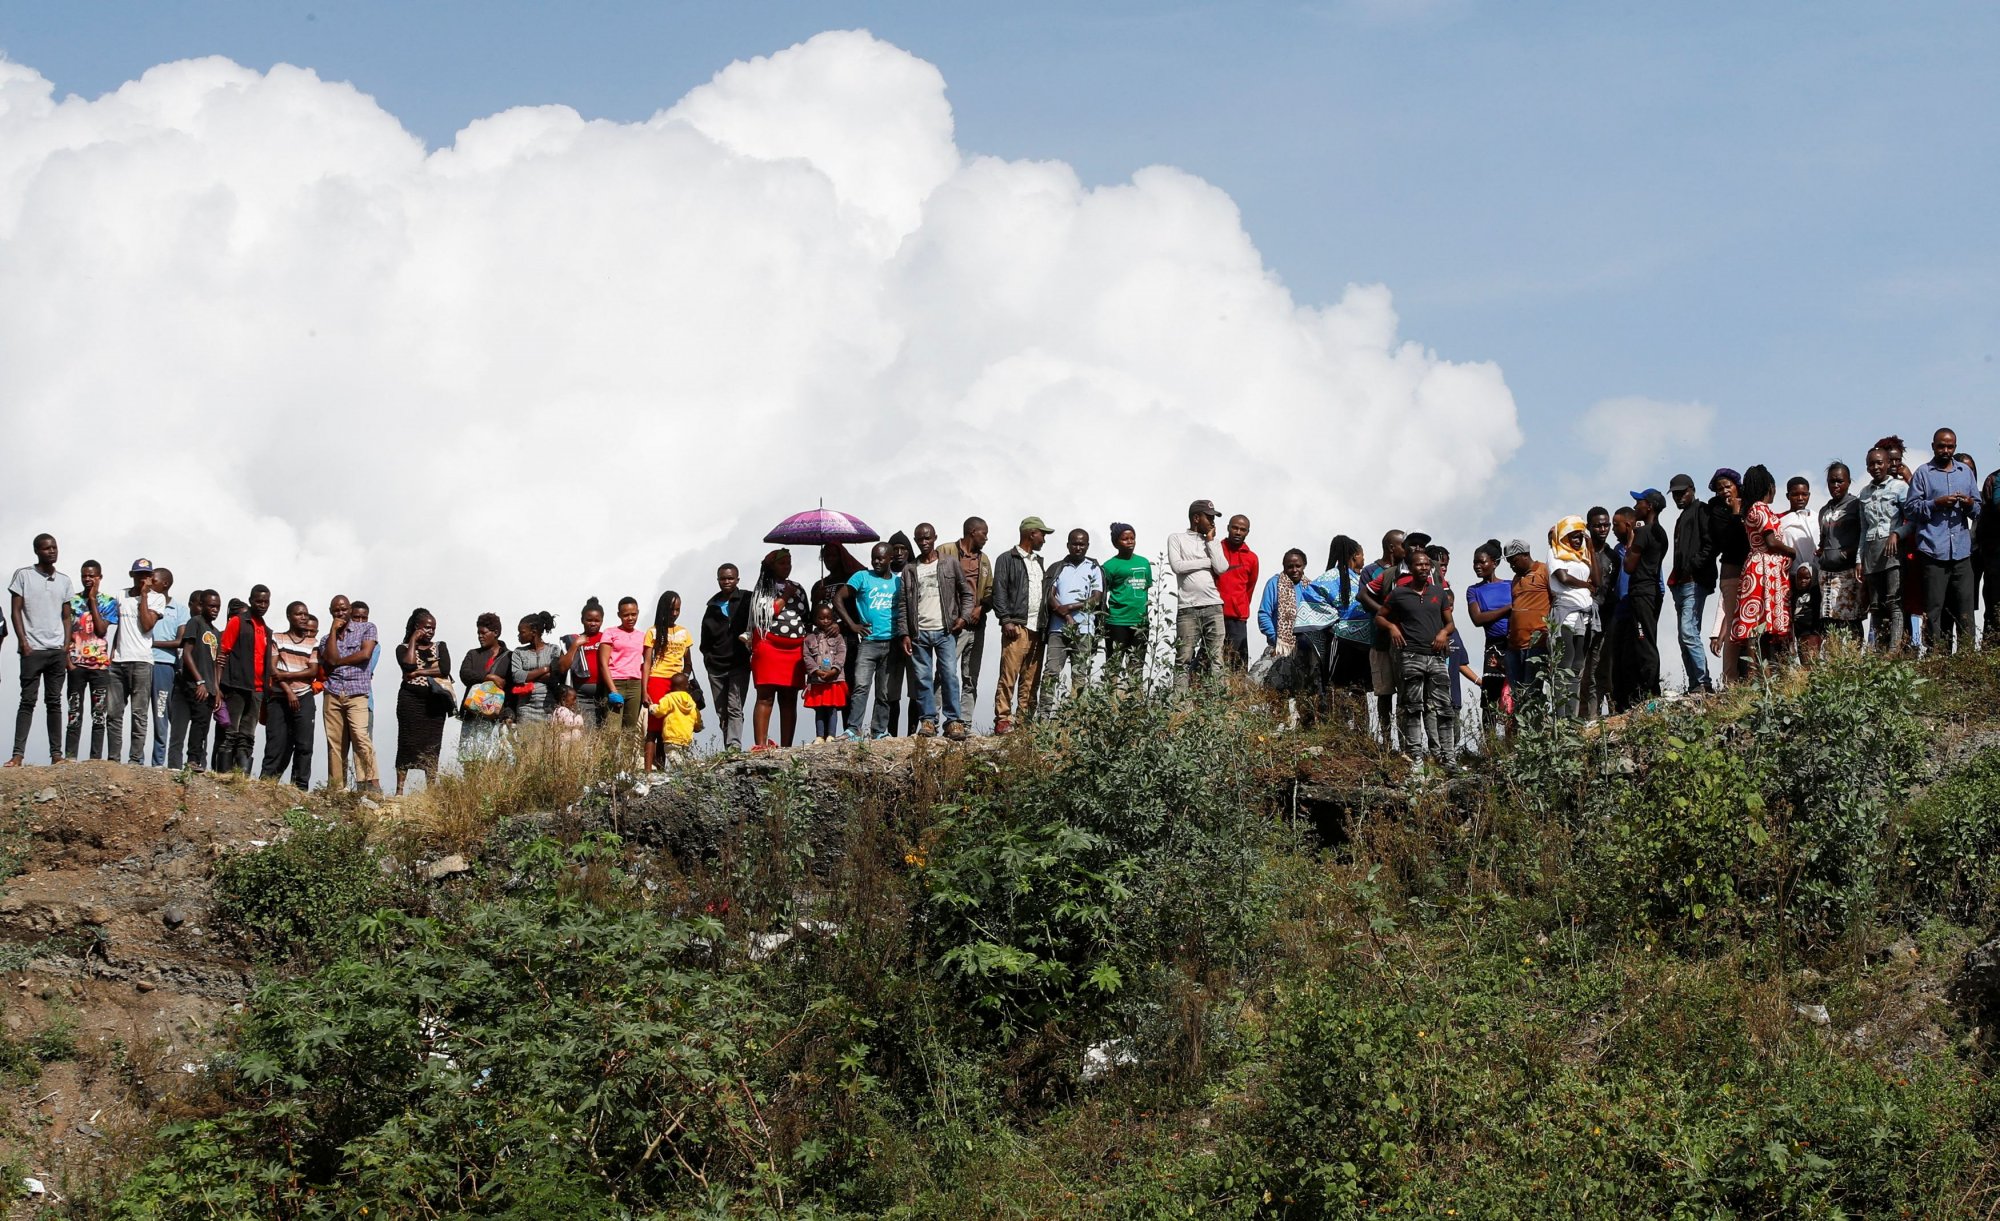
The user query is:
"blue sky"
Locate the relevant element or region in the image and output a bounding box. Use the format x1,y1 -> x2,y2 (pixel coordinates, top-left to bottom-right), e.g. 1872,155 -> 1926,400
8,1 -> 1996,482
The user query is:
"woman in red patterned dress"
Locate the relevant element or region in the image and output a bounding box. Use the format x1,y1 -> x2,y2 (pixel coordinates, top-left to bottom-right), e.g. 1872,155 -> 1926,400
1730,464 -> 1799,669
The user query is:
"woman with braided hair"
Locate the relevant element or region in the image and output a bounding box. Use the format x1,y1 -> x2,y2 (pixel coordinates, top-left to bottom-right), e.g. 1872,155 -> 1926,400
748,549 -> 810,749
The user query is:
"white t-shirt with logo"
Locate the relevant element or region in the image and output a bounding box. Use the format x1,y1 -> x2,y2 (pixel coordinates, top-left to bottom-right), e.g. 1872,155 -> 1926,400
111,591 -> 168,664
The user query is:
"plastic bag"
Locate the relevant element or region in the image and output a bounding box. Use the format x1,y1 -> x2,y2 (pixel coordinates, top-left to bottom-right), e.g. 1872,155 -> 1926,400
461,680 -> 506,719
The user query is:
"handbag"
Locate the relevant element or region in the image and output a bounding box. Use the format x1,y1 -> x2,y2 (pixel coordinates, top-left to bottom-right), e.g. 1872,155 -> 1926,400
424,676 -> 455,713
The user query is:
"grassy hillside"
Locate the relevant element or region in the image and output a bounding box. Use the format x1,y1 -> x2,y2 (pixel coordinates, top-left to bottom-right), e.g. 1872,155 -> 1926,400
65,647 -> 2000,1218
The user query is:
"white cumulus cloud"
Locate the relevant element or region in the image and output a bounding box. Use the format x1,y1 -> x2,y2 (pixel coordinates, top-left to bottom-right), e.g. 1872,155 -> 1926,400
0,29 -> 1520,748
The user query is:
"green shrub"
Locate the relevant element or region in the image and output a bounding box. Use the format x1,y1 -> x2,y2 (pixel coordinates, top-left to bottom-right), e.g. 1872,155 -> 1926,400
918,681 -> 1280,1050
1189,952 -> 1997,1219
1900,746 -> 2000,921
1584,710 -> 1778,943
115,836 -> 797,1219
212,808 -> 379,962
1754,646 -> 1925,945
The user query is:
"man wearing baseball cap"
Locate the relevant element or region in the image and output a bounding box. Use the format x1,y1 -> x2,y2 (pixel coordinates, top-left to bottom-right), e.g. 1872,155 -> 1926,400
1167,499 -> 1230,690
989,516 -> 1049,734
1619,489 -> 1670,706
1664,473 -> 1716,693
107,559 -> 165,765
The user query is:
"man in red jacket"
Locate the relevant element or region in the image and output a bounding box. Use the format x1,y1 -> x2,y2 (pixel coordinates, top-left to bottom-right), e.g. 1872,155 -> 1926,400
1219,514 -> 1259,672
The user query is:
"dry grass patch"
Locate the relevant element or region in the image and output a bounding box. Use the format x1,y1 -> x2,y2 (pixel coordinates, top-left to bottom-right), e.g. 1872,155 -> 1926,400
403,722 -> 632,848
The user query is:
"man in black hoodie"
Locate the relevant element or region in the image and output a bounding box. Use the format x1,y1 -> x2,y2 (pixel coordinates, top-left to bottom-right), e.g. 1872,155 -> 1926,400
699,564 -> 753,750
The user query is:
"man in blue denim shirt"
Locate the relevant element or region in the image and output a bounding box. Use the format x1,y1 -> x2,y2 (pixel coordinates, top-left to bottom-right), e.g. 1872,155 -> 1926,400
1903,427 -> 1981,653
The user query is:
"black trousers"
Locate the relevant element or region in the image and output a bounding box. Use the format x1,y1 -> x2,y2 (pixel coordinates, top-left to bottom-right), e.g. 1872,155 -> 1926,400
167,682 -> 213,770
1614,589 -> 1662,710
1224,617 -> 1250,671
218,688 -> 263,775
12,647 -> 65,762
1923,556 -> 1977,654
260,691 -> 315,790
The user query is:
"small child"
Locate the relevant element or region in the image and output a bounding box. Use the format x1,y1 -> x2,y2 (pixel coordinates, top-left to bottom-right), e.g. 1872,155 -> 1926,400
643,592 -> 694,771
551,685 -> 586,737
651,671 -> 702,760
801,602 -> 849,741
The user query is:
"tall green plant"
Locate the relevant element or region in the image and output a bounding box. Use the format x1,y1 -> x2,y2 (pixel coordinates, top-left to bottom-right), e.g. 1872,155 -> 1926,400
1753,646 -> 1924,946
919,682 -> 1279,1045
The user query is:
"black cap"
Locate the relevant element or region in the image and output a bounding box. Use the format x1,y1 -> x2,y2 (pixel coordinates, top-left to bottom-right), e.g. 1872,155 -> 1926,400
1667,473 -> 1696,494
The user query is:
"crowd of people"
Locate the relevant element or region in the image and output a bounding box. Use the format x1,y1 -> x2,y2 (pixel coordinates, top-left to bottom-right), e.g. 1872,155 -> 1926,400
6,427 -> 1994,788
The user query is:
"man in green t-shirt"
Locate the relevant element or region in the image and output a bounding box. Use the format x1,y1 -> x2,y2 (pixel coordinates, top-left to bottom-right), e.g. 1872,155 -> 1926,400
1102,523 -> 1152,683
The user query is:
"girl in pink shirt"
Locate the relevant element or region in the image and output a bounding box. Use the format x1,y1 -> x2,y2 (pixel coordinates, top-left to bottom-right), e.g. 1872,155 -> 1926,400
604,596 -> 647,733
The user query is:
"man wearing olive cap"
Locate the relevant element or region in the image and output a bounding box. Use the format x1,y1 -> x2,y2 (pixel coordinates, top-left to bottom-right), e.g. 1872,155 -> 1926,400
1167,499 -> 1230,689
989,517 -> 1050,734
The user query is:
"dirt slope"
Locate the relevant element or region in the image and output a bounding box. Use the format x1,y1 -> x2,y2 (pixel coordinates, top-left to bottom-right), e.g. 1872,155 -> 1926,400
1,764 -> 329,1208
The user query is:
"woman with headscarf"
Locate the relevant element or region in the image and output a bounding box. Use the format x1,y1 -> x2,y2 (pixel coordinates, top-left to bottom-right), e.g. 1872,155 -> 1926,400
1548,516 -> 1599,719
1730,464 -> 1796,668
749,549 -> 810,749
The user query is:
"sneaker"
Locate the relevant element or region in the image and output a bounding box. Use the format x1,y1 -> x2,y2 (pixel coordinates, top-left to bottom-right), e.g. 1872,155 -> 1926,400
944,721 -> 970,741
916,720 -> 939,738
993,717 -> 1013,736
842,730 -> 865,742
871,730 -> 893,741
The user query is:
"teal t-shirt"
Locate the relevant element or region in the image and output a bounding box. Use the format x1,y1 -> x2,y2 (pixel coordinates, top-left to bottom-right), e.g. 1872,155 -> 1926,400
1102,554 -> 1152,628
846,570 -> 901,641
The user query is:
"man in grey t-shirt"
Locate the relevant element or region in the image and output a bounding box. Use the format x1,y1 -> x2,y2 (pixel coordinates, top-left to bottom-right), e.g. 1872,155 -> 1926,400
8,534 -> 74,767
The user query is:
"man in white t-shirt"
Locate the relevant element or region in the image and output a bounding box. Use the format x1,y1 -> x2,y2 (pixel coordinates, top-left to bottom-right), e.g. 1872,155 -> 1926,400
146,568 -> 188,767
900,522 -> 974,740
8,533 -> 74,767
108,559 -> 166,764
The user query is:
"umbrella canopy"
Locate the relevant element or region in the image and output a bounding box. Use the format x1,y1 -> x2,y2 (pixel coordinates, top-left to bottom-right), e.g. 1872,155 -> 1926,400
763,507 -> 880,546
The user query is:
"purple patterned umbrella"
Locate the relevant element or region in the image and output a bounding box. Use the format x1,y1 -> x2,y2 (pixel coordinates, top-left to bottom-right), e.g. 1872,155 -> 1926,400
763,507 -> 879,545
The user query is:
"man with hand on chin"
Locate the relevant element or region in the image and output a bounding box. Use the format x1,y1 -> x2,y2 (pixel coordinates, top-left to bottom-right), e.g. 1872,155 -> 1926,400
1167,499 -> 1229,690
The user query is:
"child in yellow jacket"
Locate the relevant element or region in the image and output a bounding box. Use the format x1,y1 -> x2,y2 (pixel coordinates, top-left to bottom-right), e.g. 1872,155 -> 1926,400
651,672 -> 702,757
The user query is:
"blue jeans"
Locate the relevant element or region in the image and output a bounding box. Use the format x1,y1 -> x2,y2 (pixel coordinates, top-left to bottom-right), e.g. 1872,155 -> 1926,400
910,629 -> 963,726
847,638 -> 895,736
1671,582 -> 1711,691
150,660 -> 177,766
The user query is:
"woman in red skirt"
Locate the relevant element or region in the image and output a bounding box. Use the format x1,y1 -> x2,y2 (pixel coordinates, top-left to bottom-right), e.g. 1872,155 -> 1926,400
748,549 -> 809,749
